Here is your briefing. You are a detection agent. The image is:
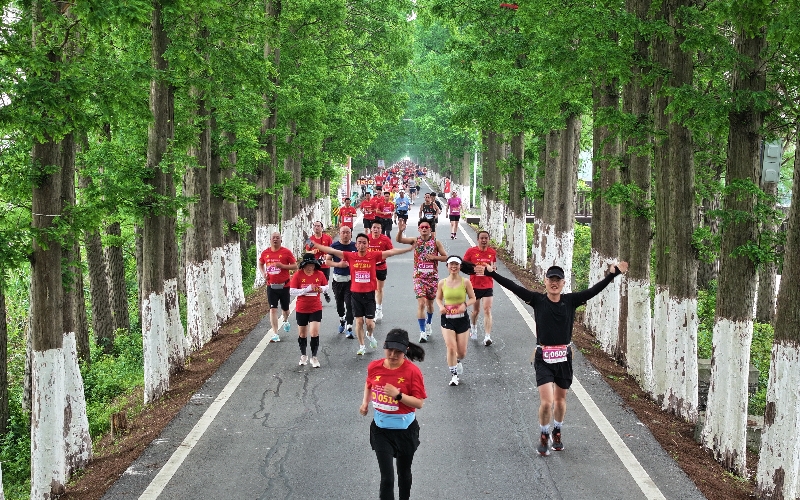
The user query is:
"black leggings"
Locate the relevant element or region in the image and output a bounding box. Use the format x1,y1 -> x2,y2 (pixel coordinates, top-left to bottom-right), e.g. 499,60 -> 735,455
375,449 -> 414,500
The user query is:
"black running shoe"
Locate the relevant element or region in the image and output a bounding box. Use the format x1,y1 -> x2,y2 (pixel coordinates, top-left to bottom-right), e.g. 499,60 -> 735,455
324,292 -> 331,303
552,429 -> 564,451
538,432 -> 551,456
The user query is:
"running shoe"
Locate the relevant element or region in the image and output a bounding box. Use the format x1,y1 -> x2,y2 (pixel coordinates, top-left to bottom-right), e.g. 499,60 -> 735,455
449,374 -> 459,386
338,321 -> 345,334
283,321 -> 291,333
419,332 -> 427,343
270,333 -> 281,343
456,362 -> 463,375
538,432 -> 551,456
324,292 -> 331,303
483,334 -> 493,346
470,325 -> 478,340
346,325 -> 355,339
310,357 -> 321,368
375,308 -> 383,322
425,323 -> 432,336
299,355 -> 308,366
369,336 -> 378,349
357,345 -> 366,356
551,429 -> 564,451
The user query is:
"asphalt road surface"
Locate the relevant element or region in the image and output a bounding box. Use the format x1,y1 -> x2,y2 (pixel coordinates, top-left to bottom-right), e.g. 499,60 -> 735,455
104,182 -> 705,500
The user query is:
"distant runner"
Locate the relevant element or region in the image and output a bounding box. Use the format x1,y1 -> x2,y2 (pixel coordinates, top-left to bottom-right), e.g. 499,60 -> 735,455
289,254 -> 329,368
257,232 -> 299,342
463,231 -> 497,346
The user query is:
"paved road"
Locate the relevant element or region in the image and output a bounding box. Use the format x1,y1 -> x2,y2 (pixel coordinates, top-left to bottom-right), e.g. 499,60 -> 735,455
104,182 -> 705,500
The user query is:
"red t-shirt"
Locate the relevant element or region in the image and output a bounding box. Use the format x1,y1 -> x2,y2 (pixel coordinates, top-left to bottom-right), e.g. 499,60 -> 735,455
307,233 -> 333,269
259,246 -> 296,284
341,251 -> 383,293
339,206 -> 357,227
366,359 -> 427,415
377,200 -> 395,219
360,199 -> 376,219
463,246 -> 497,289
367,234 -> 394,271
289,269 -> 328,313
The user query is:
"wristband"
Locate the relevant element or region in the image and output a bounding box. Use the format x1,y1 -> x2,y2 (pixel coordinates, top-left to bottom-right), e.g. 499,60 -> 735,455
395,392 -> 403,402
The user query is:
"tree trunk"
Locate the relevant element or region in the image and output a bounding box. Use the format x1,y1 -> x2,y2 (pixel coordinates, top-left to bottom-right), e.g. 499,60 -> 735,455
105,221 -> 131,333
755,181 -> 778,324
507,131 -> 527,267
756,133 -> 800,500
222,131 -> 245,315
555,113 -> 580,293
0,273 -> 8,435
586,79 -> 622,355
533,129 -> 562,278
623,0 -> 653,394
702,22 -> 767,474
481,130 -> 505,242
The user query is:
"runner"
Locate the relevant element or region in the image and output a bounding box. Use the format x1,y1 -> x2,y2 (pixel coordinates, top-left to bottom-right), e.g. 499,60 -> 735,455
463,230 -> 497,346
418,193 -> 441,239
436,255 -> 476,386
359,328 -> 427,500
447,191 -> 462,240
306,221 -> 333,303
396,218 -> 448,343
360,191 -> 376,231
257,232 -> 299,342
310,234 -> 412,355
376,191 -> 395,238
394,190 -> 411,228
484,261 -> 628,455
338,197 -> 357,230
327,225 -> 357,337
368,221 -> 394,323
289,254 -> 329,368
407,177 -> 417,204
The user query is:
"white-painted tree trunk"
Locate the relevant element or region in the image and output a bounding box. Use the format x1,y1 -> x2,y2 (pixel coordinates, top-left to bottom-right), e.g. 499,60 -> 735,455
480,195 -> 506,245
62,332 -> 92,476
254,223 -> 280,288
531,220 -> 574,293
211,246 -> 230,324
165,278 -> 186,372
505,211 -> 527,267
757,341 -> 800,499
185,260 -> 217,352
31,347 -> 66,499
652,290 -> 698,421
1,461 -> 5,500
701,318 -> 752,475
626,278 -> 653,394
583,250 -> 620,353
142,290 -> 170,405
224,241 -> 245,315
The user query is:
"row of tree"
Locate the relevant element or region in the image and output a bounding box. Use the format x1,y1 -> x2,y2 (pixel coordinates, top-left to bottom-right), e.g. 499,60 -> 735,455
1,0 -> 414,497
393,0 -> 798,497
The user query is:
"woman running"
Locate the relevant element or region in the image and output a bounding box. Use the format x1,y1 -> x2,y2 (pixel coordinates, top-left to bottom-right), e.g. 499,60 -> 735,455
289,253 -> 330,368
436,255 -> 476,386
360,329 -> 427,500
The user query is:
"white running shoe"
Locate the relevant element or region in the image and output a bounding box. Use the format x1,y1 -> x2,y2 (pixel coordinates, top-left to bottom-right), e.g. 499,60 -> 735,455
419,332 -> 427,343
299,355 -> 308,366
449,374 -> 459,386
270,333 -> 281,343
483,334 -> 492,346
375,308 -> 383,322
357,345 -> 366,356
310,357 -> 320,368
456,362 -> 463,375
425,323 -> 432,336
283,321 -> 291,333
345,325 -> 354,339
369,336 -> 378,349
470,325 -> 478,340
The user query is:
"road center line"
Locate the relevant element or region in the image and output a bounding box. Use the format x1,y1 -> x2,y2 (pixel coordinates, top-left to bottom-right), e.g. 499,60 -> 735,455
138,301 -> 297,500
458,225 -> 666,500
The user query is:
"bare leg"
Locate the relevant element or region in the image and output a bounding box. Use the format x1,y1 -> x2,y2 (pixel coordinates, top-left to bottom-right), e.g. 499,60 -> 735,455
482,296 -> 494,335
355,316 -> 366,345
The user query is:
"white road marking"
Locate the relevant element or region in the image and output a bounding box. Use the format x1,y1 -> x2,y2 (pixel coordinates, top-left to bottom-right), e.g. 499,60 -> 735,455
138,301 -> 296,500
459,226 -> 666,500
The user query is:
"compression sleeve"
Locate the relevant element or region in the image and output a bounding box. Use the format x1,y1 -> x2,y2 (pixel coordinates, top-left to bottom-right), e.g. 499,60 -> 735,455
486,270 -> 535,303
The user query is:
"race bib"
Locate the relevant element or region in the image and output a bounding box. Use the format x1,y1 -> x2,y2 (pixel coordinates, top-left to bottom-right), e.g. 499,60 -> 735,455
450,209 -> 460,215
343,216 -> 352,222
371,388 -> 399,412
445,312 -> 465,319
425,213 -> 434,219
542,345 -> 569,364
267,265 -> 280,275
355,270 -> 371,283
417,261 -> 435,273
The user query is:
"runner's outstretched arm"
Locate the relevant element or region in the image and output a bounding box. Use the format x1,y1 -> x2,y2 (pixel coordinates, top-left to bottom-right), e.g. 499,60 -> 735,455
310,242 -> 344,259
570,261 -> 628,304
484,265 -> 536,303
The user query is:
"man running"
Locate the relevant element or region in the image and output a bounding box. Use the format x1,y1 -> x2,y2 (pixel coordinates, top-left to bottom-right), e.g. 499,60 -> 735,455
376,191 -> 395,238
485,261 -> 628,455
338,197 -> 357,230
396,218 -> 448,343
327,225 -> 357,337
359,191 -> 376,232
463,230 -> 497,346
368,221 -> 394,323
394,190 -> 411,226
311,234 -> 412,355
306,221 -> 333,303
418,193 -> 441,238
407,177 -> 417,204
257,232 -> 299,342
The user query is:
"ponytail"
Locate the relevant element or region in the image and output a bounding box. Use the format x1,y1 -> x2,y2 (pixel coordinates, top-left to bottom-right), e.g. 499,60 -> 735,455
405,343 -> 425,362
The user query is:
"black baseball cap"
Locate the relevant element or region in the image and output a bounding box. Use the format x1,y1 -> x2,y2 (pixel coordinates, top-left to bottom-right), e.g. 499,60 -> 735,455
546,266 -> 565,280
383,329 -> 409,353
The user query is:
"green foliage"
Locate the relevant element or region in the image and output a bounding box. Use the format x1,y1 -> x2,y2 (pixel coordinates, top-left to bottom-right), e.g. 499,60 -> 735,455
572,223 -> 592,291
242,243 -> 258,293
